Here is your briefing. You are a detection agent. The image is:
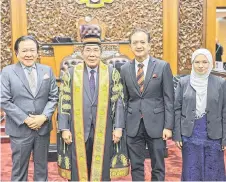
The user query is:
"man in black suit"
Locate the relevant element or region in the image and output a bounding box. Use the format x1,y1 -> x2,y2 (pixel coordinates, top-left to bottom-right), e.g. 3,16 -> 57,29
216,42 -> 224,62
120,29 -> 174,181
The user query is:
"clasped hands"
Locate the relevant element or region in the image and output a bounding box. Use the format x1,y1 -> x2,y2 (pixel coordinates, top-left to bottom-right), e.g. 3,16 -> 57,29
24,114 -> 47,130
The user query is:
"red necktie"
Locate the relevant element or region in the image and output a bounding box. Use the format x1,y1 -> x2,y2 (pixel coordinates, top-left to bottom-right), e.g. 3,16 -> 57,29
137,63 -> 144,93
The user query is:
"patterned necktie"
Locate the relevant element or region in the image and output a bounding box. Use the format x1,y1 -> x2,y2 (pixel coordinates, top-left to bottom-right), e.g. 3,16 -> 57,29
89,69 -> 96,98
26,67 -> 37,96
137,63 -> 144,93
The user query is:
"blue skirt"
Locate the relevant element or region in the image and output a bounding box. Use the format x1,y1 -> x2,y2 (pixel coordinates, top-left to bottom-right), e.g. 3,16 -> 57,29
181,115 -> 225,181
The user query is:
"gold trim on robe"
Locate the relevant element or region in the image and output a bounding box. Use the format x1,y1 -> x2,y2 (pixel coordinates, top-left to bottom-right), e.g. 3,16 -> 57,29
58,167 -> 71,180
73,62 -> 109,181
90,62 -> 109,181
73,63 -> 88,181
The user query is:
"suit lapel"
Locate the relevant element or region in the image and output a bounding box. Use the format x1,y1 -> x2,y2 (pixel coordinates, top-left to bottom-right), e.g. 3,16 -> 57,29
84,66 -> 92,103
188,81 -> 196,109
35,63 -> 45,97
142,57 -> 156,94
13,62 -> 33,96
206,75 -> 213,113
129,60 -> 140,94
92,69 -> 99,104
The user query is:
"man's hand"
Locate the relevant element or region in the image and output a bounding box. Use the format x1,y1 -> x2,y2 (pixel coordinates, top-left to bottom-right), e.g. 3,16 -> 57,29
162,128 -> 172,140
62,130 -> 72,145
24,116 -> 34,126
112,128 -> 122,144
24,116 -> 39,130
222,146 -> 226,151
175,141 -> 183,150
27,114 -> 47,130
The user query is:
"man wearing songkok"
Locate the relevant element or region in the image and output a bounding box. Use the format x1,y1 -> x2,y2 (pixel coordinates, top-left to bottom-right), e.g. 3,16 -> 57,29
57,27 -> 125,181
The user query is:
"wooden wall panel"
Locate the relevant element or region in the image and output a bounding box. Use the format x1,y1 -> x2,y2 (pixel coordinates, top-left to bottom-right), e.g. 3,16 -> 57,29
4,0 -> 225,76
26,0 -> 163,59
1,0 -> 12,68
178,0 -> 204,74
10,0 -> 28,63
163,0 -> 179,75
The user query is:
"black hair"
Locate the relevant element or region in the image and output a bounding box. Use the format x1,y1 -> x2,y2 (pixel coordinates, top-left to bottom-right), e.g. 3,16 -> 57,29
14,35 -> 39,54
129,29 -> 151,43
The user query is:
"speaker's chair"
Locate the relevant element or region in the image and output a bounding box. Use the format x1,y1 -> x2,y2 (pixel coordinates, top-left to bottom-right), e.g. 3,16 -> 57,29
60,55 -> 83,78
77,16 -> 106,42
104,54 -> 131,72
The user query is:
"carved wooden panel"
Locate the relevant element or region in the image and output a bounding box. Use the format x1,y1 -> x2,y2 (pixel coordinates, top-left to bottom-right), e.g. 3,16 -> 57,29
1,0 -> 12,68
75,0 -> 114,8
27,0 -> 163,58
178,0 -> 204,74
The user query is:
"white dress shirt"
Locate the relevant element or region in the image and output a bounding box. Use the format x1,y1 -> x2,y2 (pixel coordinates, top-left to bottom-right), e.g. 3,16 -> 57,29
20,62 -> 37,88
135,56 -> 150,79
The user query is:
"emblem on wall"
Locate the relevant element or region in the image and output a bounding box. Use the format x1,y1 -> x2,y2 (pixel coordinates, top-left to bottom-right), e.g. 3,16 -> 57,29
76,0 -> 114,8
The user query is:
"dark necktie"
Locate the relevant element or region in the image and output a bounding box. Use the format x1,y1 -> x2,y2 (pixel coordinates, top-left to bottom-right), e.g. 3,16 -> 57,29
89,70 -> 96,98
137,63 -> 144,93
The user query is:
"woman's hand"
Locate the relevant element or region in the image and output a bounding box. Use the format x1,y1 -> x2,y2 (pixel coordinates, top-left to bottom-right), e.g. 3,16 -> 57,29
175,141 -> 183,149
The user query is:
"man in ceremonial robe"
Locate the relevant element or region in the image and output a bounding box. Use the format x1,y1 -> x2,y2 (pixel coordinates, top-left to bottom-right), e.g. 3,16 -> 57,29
57,33 -> 125,181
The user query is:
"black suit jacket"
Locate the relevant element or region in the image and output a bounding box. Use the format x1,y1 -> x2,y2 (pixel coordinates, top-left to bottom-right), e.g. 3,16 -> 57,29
120,57 -> 174,138
216,43 -> 223,62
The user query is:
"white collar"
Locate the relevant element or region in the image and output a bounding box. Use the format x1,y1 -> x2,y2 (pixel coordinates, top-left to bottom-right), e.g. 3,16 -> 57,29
86,65 -> 98,73
20,62 -> 36,70
135,56 -> 150,68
